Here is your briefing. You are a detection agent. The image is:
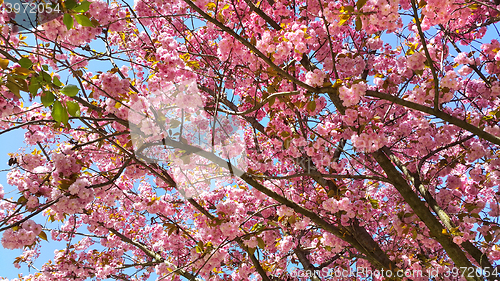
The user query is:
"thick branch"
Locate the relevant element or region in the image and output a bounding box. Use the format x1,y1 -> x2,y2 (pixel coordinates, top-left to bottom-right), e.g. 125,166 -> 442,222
371,149 -> 481,281
383,148 -> 495,280
363,90 -> 500,146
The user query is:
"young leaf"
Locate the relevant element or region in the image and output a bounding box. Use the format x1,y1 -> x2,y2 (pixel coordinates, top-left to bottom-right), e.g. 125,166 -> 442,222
18,57 -> 33,69
41,91 -> 55,107
65,0 -> 77,10
6,80 -> 21,98
60,84 -> 79,97
0,58 -> 9,69
306,100 -> 316,112
338,14 -> 351,26
355,16 -> 362,31
74,14 -> 94,27
356,0 -> 368,10
73,0 -> 91,12
12,67 -> 31,76
63,14 -> 74,30
66,101 -> 80,117
38,231 -> 48,241
52,101 -> 69,124
248,247 -> 256,256
257,237 -> 266,249
52,76 -> 62,87
29,80 -> 40,96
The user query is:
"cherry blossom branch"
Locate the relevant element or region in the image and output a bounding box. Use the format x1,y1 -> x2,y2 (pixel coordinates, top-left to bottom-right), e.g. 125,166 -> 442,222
410,0 -> 442,110
242,0 -> 281,30
104,225 -> 203,281
200,85 -> 395,271
382,147 -> 496,279
138,138 -> 398,271
371,149 -> 481,281
0,198 -> 59,232
440,27 -> 492,86
250,172 -> 391,182
235,238 -> 274,281
417,134 -> 475,173
363,90 -> 500,146
293,246 -> 321,281
182,0 -> 317,92
209,91 -> 301,115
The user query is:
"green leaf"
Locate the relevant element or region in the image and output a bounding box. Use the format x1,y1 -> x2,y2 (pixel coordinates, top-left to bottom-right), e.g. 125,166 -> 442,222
356,0 -> 368,10
52,76 -> 62,87
6,80 -> 21,98
355,16 -> 362,31
66,101 -> 80,117
65,0 -> 77,10
268,97 -> 276,107
17,196 -> 28,204
306,100 -> 316,112
74,14 -> 94,27
18,57 -> 33,69
41,91 -> 55,107
60,84 -> 79,97
248,247 -> 256,256
52,101 -> 69,124
63,14 -> 74,30
257,237 -> 266,249
41,71 -> 52,83
38,231 -> 48,241
29,80 -> 40,96
73,0 -> 91,12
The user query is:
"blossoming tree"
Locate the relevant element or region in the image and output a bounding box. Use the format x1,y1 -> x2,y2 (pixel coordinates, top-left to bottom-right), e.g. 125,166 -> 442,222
1,0 -> 500,279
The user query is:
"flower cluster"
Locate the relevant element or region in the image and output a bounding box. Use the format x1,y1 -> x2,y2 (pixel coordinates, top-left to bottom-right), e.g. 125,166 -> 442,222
351,130 -> 387,152
305,69 -> 326,87
1,220 -> 42,249
338,82 -> 367,107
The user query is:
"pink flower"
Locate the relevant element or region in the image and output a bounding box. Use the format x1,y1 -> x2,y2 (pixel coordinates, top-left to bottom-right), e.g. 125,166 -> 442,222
220,222 -> 240,239
278,236 -> 295,253
343,109 -> 358,126
339,82 -> 366,107
407,52 -> 426,70
458,66 -> 472,76
453,236 -> 463,245
243,236 -> 259,248
305,69 -> 326,87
